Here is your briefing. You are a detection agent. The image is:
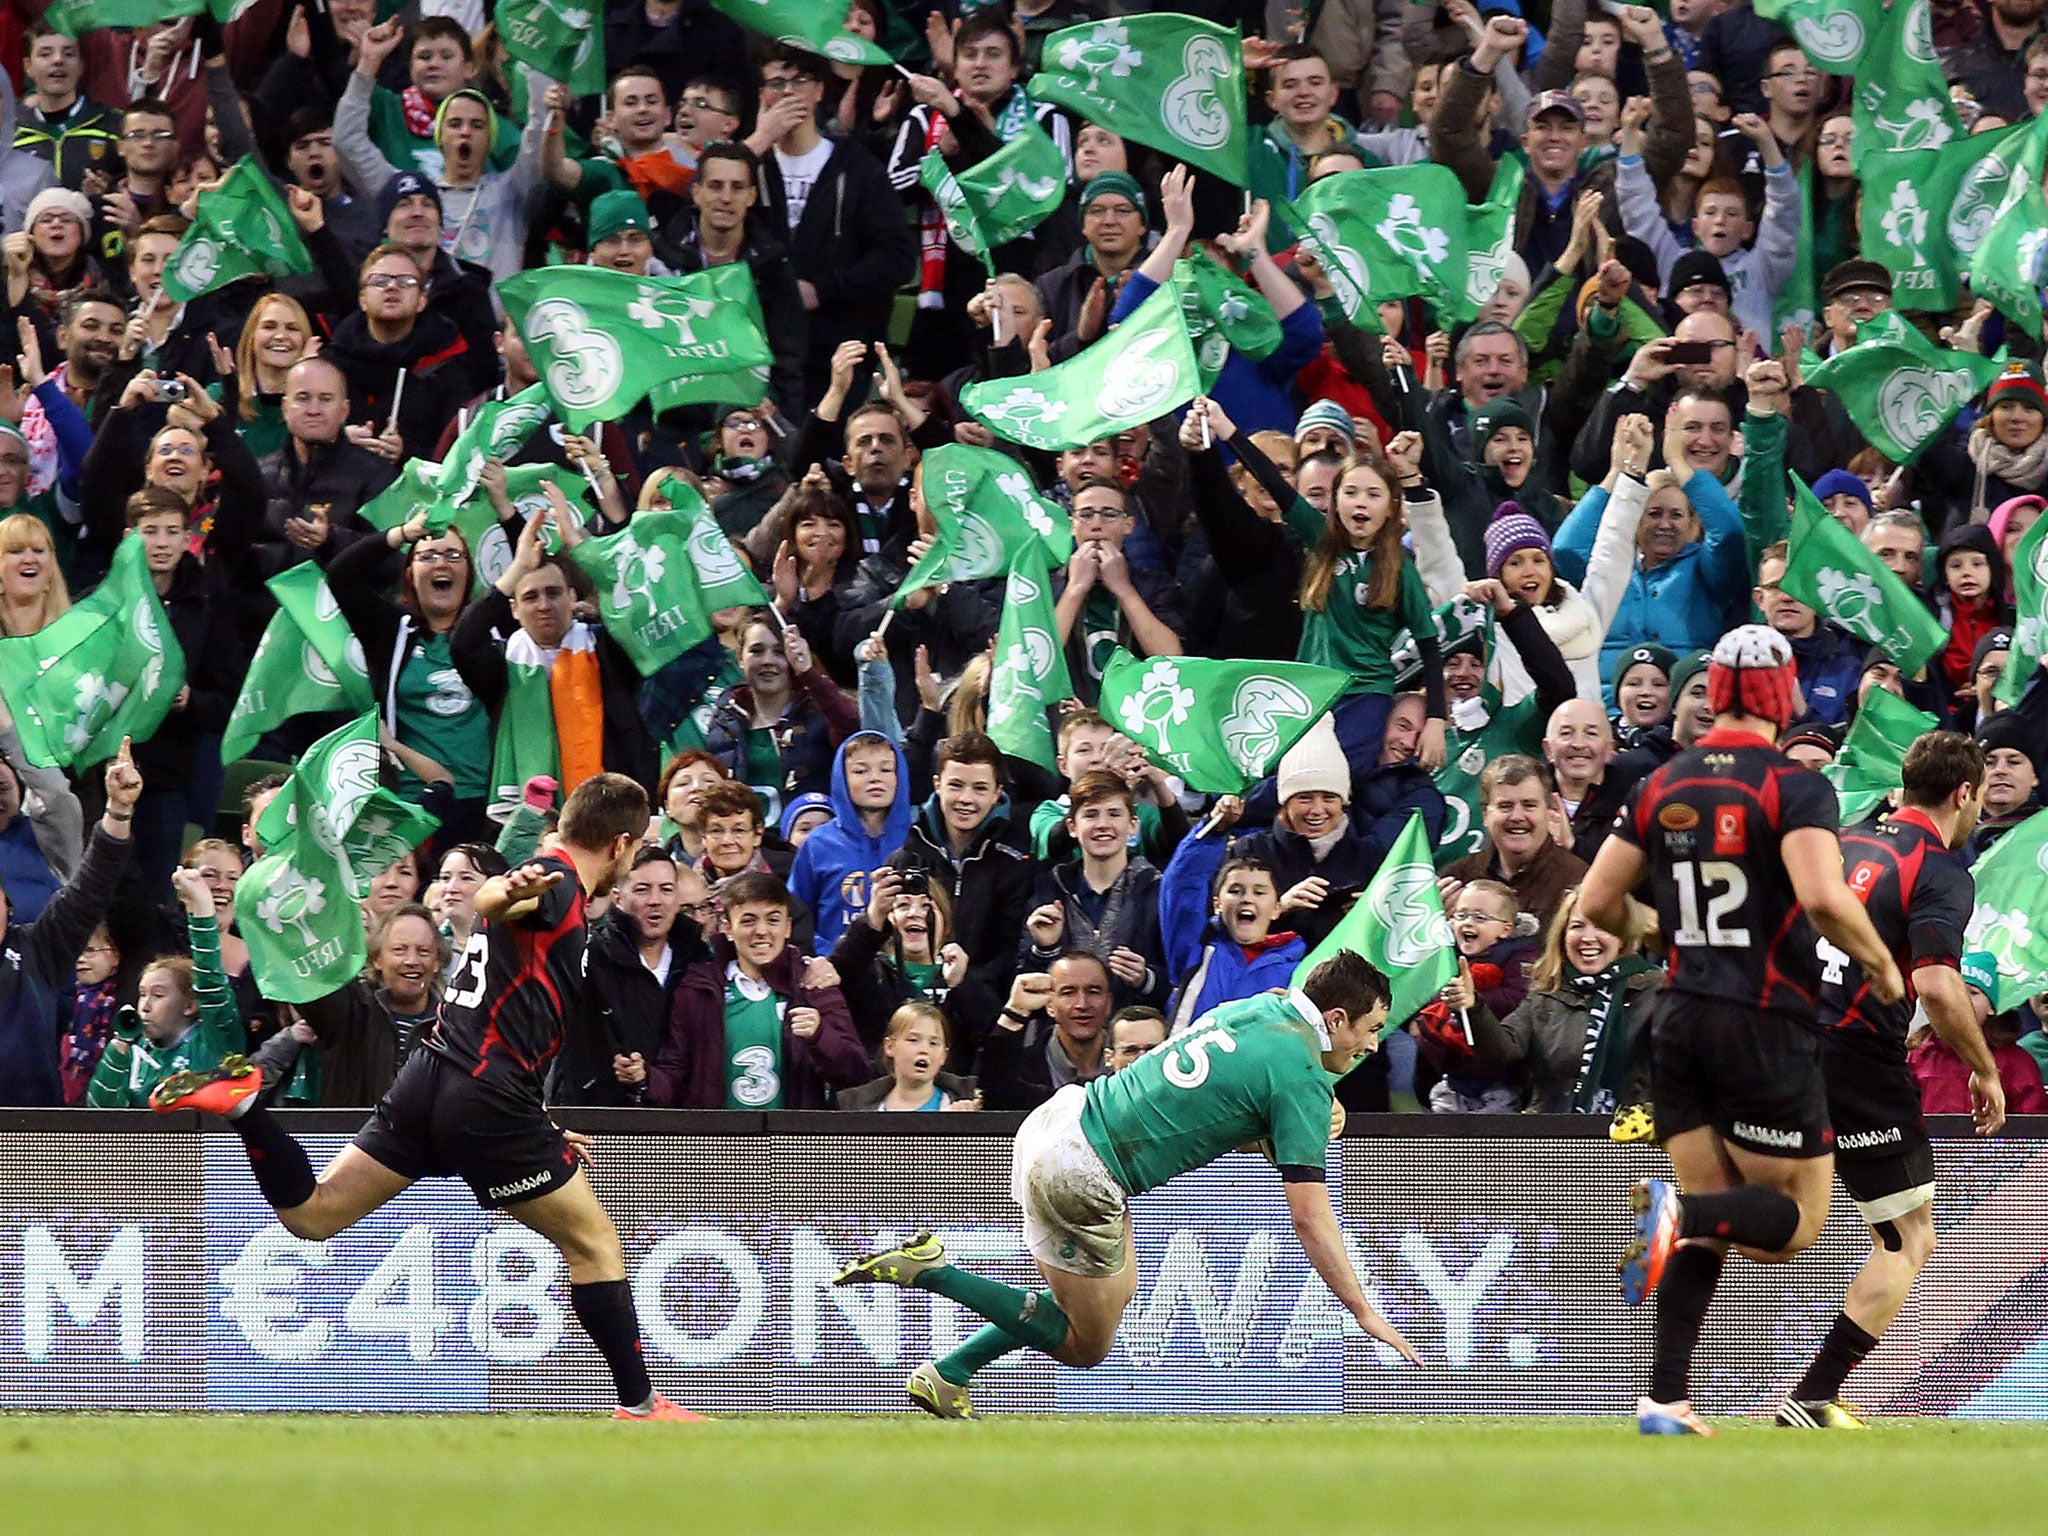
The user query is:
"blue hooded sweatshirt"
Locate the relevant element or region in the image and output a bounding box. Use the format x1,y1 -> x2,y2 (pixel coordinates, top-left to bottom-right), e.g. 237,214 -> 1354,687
1160,825 -> 1310,1033
788,731 -> 914,954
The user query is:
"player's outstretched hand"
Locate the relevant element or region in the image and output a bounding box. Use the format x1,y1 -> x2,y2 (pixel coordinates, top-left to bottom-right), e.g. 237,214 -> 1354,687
504,862 -> 563,902
1359,1307 -> 1422,1366
1970,1069 -> 2007,1136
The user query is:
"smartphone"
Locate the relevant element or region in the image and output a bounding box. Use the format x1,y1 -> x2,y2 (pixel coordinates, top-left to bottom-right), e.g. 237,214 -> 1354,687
1664,341 -> 1715,365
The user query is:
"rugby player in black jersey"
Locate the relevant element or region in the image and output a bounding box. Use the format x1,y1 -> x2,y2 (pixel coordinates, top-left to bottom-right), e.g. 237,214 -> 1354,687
1580,626 -> 1904,1436
154,774 -> 702,1421
1780,731 -> 2006,1429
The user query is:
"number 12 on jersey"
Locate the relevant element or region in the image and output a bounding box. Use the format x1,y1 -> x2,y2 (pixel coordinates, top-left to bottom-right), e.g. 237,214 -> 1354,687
1671,859 -> 1751,947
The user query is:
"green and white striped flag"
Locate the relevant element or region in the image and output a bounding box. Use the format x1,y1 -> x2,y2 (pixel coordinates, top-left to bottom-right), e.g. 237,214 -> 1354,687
1292,811 -> 1456,1037
984,552 -> 1073,772
222,564 -> 375,763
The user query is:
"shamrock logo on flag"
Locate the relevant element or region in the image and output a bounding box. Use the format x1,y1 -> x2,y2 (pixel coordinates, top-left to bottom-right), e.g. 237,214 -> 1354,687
979,385 -> 1069,431
255,867 -> 329,946
1057,20 -> 1143,87
1375,194 -> 1450,266
610,538 -> 666,615
1118,659 -> 1196,751
1220,676 -> 1315,780
1880,182 -> 1927,249
1815,568 -> 1887,641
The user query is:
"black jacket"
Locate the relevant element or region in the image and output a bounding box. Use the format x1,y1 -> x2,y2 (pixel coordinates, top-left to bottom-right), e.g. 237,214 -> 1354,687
887,801 -> 1038,1048
554,908 -> 708,1106
254,438 -> 395,576
975,1012 -> 1106,1112
754,133 -> 917,394
827,912 -> 1003,1062
450,587 -> 661,791
1017,859 -> 1169,1012
296,977 -> 424,1107
603,0 -> 754,109
834,538 -> 1003,720
1230,819 -> 1389,951
322,310 -> 479,461
0,828 -> 131,1107
75,403 -> 267,592
132,558 -> 245,793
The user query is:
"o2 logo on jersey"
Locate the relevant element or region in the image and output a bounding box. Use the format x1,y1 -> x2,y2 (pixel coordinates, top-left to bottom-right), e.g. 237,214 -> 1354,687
1848,861 -> 1884,902
1713,805 -> 1747,856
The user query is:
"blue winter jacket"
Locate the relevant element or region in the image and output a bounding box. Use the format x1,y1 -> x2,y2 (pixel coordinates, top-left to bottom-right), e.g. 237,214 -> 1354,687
1553,466 -> 1749,683
1160,827 -> 1310,1033
788,731 -> 914,954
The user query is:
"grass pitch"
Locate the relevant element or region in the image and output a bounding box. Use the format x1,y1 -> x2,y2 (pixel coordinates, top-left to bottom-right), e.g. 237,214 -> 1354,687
8,1415 -> 2048,1536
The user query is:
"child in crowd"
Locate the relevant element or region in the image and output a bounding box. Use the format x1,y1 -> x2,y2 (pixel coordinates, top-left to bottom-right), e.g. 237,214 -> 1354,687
1411,879 -> 1537,1113
837,1001 -> 978,1112
86,868 -> 244,1108
1160,796 -> 1306,1034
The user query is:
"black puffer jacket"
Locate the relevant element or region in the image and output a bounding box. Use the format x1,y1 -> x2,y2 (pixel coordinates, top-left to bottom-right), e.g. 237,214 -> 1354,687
254,438 -> 395,576
553,908 -> 709,1106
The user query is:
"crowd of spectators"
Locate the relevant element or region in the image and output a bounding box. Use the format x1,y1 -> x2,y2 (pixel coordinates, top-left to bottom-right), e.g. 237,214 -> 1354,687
3,0 -> 2048,1123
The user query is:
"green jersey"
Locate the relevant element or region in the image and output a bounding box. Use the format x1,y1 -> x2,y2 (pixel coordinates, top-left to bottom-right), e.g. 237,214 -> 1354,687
1295,554 -> 1436,695
395,630 -> 491,800
1434,689 -> 1543,868
1079,991 -> 1336,1196
723,973 -> 785,1109
85,915 -> 245,1108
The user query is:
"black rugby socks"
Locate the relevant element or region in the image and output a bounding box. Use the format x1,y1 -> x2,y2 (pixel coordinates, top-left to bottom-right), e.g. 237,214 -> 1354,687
1791,1312 -> 1879,1404
572,1279 -> 655,1408
1650,1244 -> 1726,1404
1678,1185 -> 1801,1253
230,1102 -> 319,1211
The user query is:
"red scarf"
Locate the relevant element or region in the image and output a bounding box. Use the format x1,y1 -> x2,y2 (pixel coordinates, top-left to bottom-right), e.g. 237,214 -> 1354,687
402,86 -> 437,139
916,106 -> 950,308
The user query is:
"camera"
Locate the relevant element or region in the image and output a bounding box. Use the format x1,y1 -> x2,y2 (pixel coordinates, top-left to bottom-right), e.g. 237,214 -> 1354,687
156,379 -> 188,403
899,869 -> 929,898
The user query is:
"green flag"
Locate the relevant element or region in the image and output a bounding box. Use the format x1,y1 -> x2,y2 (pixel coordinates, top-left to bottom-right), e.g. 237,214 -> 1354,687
707,0 -> 893,66
1963,807 -> 2048,1011
1465,157 -> 1524,316
667,483 -> 770,610
43,0 -> 201,37
569,510 -> 715,673
1098,647 -> 1352,794
962,280 -> 1203,451
1849,0 -> 1959,172
489,663 -> 562,821
236,714 -> 439,1004
0,537 -> 186,770
1855,149 -> 1945,309
920,122 -> 1068,272
984,552 -> 1073,772
222,564 -> 375,763
1028,14 -> 1248,186
161,157 -> 315,303
435,385 -> 552,504
1967,112 -> 2048,343
1175,250 -> 1283,380
1822,688 -> 1937,824
497,0 -> 608,96
1998,502 -> 2048,711
500,265 -> 776,429
891,445 -> 1074,605
1934,120 -> 2032,278
1755,0 -> 1883,75
1291,812 -> 1457,1037
1287,165 -> 1474,324
1778,474 -> 1948,673
1774,162 -> 1817,334
1805,310 -> 2005,463
643,264 -> 777,416
357,460 -> 443,534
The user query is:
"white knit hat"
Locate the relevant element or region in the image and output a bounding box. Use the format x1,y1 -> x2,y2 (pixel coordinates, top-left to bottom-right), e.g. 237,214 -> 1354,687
24,187 -> 93,233
1276,717 -> 1350,804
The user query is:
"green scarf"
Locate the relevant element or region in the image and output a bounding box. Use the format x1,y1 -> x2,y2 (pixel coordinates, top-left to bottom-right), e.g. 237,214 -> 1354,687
1569,955 -> 1657,1114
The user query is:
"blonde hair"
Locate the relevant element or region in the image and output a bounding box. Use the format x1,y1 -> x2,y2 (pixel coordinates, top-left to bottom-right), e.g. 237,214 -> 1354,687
884,1000 -> 951,1050
945,652 -> 991,736
1529,887 -> 1650,993
0,514 -> 71,635
235,292 -> 313,419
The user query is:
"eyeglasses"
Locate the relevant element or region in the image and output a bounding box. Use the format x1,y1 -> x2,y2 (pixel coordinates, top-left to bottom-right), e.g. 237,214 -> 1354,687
682,95 -> 736,115
153,442 -> 200,458
1817,132 -> 1853,147
412,549 -> 466,565
759,74 -> 815,97
80,943 -> 117,957
723,418 -> 764,434
123,128 -> 177,142
363,273 -> 422,291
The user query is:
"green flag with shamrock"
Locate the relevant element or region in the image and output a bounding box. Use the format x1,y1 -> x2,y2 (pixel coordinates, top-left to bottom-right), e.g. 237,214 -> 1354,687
0,536 -> 186,770
1968,111 -> 2048,343
434,385 -> 552,504
500,265 -> 776,429
962,280 -> 1203,451
1822,687 -> 1937,825
236,713 -> 440,1004
1778,473 -> 1948,673
568,510 -> 715,673
1098,647 -> 1352,794
1963,806 -> 2048,1011
984,552 -> 1074,773
643,264 -> 777,415
891,444 -> 1075,606
665,482 -> 770,610
1028,14 -> 1248,186
1849,0 -> 1958,172
1292,811 -> 1457,1037
1287,165 -> 1474,324
222,564 -> 375,763
161,156 -> 315,303
1465,157 -> 1524,316
1175,249 -> 1283,380
707,0 -> 892,66
489,663 -> 562,822
497,0 -> 608,95
1998,502 -> 2048,711
1854,148 -> 1949,310
1806,310 -> 2006,463
1755,0 -> 1883,75
921,122 -> 1068,273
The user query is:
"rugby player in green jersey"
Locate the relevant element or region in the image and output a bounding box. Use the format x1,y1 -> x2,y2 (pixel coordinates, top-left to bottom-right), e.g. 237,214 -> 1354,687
834,950 -> 1422,1417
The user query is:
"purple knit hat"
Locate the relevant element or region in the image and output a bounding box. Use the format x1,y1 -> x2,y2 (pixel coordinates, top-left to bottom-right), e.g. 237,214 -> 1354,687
1484,501 -> 1551,579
